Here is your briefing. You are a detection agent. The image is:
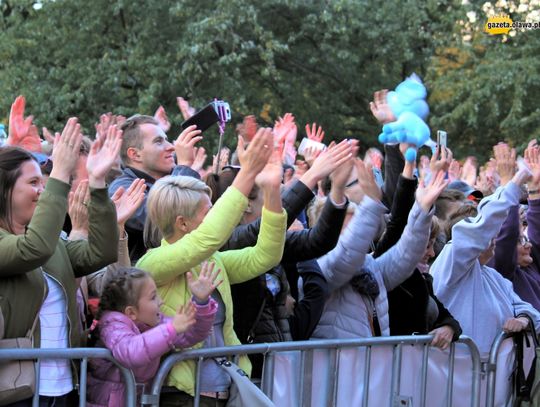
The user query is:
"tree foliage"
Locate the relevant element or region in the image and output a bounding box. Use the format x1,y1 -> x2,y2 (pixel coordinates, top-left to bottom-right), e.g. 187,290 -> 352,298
0,0 -> 536,159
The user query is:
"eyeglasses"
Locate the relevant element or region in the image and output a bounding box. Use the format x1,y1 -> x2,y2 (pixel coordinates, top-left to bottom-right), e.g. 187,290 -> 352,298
519,236 -> 531,246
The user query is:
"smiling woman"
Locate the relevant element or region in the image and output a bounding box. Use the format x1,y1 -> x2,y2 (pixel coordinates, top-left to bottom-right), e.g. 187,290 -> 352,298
0,117 -> 120,406
0,149 -> 43,235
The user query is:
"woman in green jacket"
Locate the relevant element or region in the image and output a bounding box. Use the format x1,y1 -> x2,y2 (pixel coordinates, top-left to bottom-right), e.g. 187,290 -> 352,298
0,118 -> 120,406
136,128 -> 287,405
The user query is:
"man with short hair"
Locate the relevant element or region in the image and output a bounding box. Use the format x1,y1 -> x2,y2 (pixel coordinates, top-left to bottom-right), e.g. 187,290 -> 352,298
109,115 -> 200,262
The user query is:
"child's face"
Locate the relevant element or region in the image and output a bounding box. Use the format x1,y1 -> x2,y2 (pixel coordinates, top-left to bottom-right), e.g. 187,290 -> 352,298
133,277 -> 162,327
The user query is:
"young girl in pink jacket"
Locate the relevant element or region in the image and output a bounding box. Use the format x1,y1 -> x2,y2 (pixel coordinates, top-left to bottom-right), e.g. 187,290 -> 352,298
87,263 -> 220,406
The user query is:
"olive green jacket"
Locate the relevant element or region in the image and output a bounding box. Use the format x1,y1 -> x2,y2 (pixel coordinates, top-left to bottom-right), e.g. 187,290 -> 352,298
0,178 -> 118,347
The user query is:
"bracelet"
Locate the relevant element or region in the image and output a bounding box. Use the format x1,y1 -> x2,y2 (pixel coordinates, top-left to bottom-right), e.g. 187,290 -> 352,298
528,189 -> 539,195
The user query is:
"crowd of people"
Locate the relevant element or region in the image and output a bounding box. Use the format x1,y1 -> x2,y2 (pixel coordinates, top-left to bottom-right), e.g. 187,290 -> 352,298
1,92 -> 539,406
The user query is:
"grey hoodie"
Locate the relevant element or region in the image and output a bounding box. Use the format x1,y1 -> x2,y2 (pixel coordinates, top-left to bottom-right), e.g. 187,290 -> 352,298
432,182 -> 540,357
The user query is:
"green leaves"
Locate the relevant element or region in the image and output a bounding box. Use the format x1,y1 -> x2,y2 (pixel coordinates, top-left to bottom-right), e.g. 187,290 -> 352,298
1,0 -> 534,160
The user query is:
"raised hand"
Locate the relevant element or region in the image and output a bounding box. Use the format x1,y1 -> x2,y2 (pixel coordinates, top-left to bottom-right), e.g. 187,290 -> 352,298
301,139 -> 353,189
524,141 -> 540,190
418,154 -> 430,184
187,261 -> 222,303
236,128 -> 273,176
68,180 -> 90,238
172,302 -> 197,334
447,159 -> 461,182
154,105 -> 171,133
416,170 -> 449,212
50,118 -> 83,184
86,124 -> 123,188
430,146 -> 453,175
305,123 -> 325,143
273,113 -> 297,159
355,158 -> 382,202
232,128 -> 274,197
192,147 -> 207,172
369,89 -> 397,125
237,115 -> 258,142
111,178 -> 147,228
256,148 -> 284,190
301,146 -> 322,168
8,96 -> 42,153
369,150 -> 383,170
462,156 -> 478,187
330,144 -> 358,205
174,125 -> 203,167
42,127 -> 56,145
331,140 -> 359,183
95,113 -> 112,139
177,97 -> 196,120
493,142 -> 516,186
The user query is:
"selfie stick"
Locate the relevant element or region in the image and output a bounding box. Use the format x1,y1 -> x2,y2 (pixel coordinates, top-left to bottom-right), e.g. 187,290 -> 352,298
214,99 -> 227,173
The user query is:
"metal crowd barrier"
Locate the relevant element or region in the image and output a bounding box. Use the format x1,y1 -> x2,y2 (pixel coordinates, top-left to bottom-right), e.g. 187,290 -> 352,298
141,335 -> 482,407
5,333 -> 527,407
485,331 -> 514,407
0,347 -> 137,407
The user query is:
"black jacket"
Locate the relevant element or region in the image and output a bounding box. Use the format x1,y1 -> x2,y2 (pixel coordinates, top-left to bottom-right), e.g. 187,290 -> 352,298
227,179 -> 345,349
236,260 -> 329,378
388,270 -> 462,339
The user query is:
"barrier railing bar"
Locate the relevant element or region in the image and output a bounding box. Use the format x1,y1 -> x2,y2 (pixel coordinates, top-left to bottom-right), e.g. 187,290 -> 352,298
323,348 -> 337,407
486,331 -> 513,407
193,356 -> 203,407
333,348 -> 342,407
362,346 -> 371,407
79,357 -> 88,407
298,349 -> 306,406
419,344 -> 429,407
458,337 -> 481,407
261,351 -> 275,399
33,359 -> 40,407
390,343 -> 403,407
0,348 -> 136,407
302,349 -> 313,407
446,343 -> 456,407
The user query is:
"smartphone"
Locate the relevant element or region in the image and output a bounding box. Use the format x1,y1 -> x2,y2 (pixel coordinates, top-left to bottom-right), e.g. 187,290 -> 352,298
298,137 -> 326,156
437,130 -> 447,148
181,103 -> 220,133
372,167 -> 384,188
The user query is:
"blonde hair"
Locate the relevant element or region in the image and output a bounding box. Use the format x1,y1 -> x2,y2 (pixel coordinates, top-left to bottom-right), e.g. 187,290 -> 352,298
147,175 -> 212,239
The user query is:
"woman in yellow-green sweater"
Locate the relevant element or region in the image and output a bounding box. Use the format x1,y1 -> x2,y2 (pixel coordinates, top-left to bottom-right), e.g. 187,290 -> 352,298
136,129 -> 286,404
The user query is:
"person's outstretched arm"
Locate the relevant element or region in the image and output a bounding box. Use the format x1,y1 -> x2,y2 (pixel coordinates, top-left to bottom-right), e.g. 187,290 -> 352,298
434,170 -> 532,289
0,118 -> 82,275
221,139 -> 354,251
136,129 -> 274,285
222,150 -> 287,284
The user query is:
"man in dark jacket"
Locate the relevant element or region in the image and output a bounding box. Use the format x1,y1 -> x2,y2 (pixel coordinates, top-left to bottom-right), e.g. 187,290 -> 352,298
108,115 -> 199,262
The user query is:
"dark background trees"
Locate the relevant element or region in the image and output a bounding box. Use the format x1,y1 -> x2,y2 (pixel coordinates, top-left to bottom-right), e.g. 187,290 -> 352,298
0,0 -> 538,161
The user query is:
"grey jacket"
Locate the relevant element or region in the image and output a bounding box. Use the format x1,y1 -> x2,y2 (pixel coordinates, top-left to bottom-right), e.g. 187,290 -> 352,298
312,196 -> 433,339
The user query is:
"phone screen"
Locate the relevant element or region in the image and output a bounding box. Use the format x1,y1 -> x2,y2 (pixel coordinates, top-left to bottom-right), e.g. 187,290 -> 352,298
437,130 -> 447,148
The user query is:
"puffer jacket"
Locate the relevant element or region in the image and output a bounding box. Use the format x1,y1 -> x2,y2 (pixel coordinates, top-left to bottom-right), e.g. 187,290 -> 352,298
87,299 -> 217,407
312,195 -> 433,339
136,186 -> 286,396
